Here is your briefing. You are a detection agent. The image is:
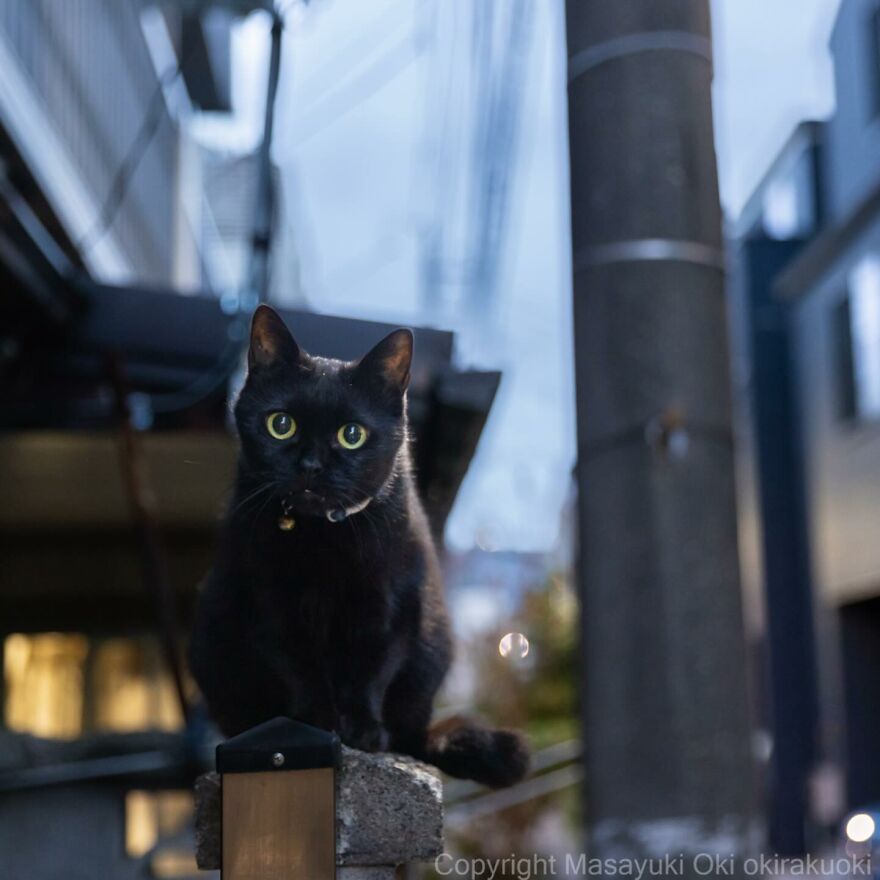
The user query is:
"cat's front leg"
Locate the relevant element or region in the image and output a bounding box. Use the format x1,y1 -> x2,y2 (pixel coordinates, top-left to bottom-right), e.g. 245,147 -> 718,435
338,711 -> 389,753
335,639 -> 404,752
336,668 -> 389,751
253,641 -> 340,733
290,689 -> 340,734
286,664 -> 343,734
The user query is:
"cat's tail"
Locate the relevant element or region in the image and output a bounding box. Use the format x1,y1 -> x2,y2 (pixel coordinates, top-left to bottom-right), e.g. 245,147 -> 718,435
422,716 -> 531,789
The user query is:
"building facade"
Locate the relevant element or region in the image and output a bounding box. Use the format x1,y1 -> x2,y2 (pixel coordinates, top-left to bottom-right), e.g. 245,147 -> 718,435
0,5 -> 233,877
732,0 -> 880,854
0,0 -> 236,290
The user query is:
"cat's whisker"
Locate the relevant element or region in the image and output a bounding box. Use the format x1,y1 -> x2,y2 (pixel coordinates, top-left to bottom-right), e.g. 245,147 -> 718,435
330,489 -> 368,553
245,482 -> 284,549
230,481 -> 277,518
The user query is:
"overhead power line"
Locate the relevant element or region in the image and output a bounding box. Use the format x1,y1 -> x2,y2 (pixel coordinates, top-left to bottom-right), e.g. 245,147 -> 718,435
289,32 -> 424,148
77,60 -> 187,261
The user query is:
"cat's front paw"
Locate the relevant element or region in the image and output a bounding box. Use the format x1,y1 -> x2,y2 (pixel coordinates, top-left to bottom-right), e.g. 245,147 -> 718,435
340,716 -> 389,753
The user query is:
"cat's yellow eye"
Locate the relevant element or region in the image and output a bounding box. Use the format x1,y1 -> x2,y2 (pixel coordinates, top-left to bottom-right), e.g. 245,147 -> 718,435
266,412 -> 297,440
337,423 -> 368,450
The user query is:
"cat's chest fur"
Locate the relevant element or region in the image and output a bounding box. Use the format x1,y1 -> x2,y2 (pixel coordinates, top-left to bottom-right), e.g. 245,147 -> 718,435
247,514 -> 393,586
238,516 -> 400,649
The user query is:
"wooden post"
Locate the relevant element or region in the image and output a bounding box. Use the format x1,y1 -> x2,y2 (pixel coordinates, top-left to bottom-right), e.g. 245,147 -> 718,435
217,718 -> 339,880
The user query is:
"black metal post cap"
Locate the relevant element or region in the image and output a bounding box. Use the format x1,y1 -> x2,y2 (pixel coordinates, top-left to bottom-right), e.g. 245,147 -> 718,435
216,717 -> 340,774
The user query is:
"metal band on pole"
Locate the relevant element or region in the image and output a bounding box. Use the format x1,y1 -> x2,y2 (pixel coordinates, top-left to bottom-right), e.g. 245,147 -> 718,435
568,30 -> 713,82
573,238 -> 726,273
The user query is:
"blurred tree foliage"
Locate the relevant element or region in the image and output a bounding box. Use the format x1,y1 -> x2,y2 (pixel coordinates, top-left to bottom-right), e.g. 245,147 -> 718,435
473,570 -> 578,747
435,569 -> 581,876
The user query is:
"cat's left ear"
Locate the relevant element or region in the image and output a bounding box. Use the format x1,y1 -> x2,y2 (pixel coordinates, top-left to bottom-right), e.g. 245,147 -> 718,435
248,305 -> 301,369
356,329 -> 413,394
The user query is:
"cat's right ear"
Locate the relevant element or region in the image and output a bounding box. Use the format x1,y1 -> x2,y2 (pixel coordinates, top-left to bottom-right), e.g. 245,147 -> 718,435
248,305 -> 301,370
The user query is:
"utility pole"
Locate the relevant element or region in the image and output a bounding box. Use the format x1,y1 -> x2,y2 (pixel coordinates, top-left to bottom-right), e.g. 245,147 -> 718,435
565,0 -> 755,864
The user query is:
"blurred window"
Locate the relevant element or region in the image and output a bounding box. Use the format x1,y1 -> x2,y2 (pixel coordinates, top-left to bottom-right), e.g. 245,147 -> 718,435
126,789 -> 194,852
126,789 -> 200,876
761,155 -> 816,239
3,634 -> 184,738
836,256 -> 880,422
3,634 -> 88,739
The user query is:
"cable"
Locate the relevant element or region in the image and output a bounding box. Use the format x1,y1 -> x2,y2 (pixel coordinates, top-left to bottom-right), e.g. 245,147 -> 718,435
109,355 -> 192,724
80,0 -> 301,268
142,12 -> 285,417
289,32 -> 422,147
78,13 -> 285,420
77,60 -> 186,260
288,1 -> 421,106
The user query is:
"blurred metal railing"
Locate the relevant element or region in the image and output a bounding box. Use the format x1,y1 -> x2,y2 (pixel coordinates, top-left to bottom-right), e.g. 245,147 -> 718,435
445,739 -> 582,826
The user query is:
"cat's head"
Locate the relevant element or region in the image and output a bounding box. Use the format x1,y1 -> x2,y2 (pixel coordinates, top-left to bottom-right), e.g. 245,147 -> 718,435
234,305 -> 413,521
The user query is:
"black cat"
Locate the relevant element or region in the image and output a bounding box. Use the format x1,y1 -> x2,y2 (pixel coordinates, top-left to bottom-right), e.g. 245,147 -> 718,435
189,305 -> 530,788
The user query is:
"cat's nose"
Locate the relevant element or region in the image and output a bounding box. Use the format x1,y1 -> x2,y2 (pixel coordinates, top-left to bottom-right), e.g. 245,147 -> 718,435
300,455 -> 324,477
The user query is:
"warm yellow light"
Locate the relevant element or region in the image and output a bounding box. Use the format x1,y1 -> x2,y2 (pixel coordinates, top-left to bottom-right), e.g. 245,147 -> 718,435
846,813 -> 876,843
126,791 -> 159,857
151,850 -> 200,878
126,790 -> 194,859
92,639 -> 183,733
3,633 -> 184,739
4,633 -> 88,739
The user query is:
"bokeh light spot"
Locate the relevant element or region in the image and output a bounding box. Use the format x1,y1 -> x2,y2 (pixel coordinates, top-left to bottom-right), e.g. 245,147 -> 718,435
846,813 -> 875,843
498,632 -> 529,660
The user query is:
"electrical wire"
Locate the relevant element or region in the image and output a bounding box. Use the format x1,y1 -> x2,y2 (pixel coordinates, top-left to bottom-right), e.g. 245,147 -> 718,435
109,355 -> 192,724
289,31 -> 423,147
286,0 -> 410,98
148,12 -> 285,416
77,60 -> 187,260
82,13 -> 284,419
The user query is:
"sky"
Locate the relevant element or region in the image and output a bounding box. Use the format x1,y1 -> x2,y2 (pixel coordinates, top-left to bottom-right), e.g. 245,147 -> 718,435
711,0 -> 840,214
191,0 -> 843,553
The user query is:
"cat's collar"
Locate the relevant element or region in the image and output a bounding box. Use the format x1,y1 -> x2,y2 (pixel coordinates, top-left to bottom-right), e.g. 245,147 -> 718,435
277,492 -> 373,529
278,495 -> 296,531
325,496 -> 372,523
